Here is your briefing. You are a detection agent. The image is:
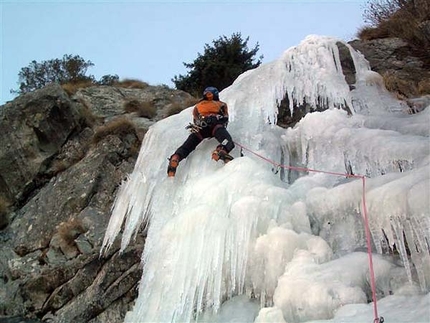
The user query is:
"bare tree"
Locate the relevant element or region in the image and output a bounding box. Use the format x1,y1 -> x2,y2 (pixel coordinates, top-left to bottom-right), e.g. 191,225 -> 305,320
363,0 -> 403,25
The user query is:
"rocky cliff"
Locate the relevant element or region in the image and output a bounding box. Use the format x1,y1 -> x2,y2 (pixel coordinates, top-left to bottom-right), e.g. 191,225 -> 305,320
0,83 -> 194,322
0,38 -> 428,323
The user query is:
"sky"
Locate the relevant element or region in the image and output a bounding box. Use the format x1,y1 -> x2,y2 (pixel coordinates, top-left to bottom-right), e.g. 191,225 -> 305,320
1,0 -> 369,105
101,35 -> 429,323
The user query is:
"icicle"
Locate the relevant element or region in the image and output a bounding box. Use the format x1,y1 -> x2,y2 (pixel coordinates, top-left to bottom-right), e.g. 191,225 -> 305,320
281,35 -> 352,113
404,215 -> 430,291
391,217 -> 414,285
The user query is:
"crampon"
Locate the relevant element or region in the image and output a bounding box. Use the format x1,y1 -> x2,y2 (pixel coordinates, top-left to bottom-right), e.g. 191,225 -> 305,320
211,147 -> 233,163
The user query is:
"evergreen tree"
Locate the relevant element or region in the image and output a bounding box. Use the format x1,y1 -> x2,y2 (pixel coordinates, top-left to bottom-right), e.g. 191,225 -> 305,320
172,32 -> 263,96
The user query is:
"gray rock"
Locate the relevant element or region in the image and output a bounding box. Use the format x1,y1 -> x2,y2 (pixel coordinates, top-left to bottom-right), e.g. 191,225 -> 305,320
0,82 -> 191,322
0,84 -> 82,206
349,37 -> 430,97
73,84 -> 195,122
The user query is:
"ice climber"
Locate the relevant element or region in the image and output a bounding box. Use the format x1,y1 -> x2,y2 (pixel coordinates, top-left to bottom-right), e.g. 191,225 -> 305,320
167,86 -> 235,177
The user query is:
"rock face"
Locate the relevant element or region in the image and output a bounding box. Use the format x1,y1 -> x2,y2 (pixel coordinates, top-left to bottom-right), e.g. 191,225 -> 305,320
73,84 -> 194,121
0,37 -> 428,322
0,83 -> 194,322
349,37 -> 430,98
0,84 -> 82,207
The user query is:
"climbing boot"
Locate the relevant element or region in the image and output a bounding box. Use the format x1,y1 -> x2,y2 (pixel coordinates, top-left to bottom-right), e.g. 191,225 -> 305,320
211,147 -> 234,163
167,154 -> 180,177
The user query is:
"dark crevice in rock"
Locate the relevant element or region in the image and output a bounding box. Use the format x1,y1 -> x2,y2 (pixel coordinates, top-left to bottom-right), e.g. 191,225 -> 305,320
336,41 -> 357,89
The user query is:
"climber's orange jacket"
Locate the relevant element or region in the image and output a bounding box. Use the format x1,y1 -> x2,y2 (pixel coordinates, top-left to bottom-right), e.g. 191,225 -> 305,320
193,99 -> 228,122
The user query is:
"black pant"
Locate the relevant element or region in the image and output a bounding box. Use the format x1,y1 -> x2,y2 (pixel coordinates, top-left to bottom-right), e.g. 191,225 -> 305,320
174,124 -> 234,160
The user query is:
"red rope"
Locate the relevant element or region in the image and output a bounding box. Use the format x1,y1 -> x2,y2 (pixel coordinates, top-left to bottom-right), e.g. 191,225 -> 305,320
234,141 -> 382,323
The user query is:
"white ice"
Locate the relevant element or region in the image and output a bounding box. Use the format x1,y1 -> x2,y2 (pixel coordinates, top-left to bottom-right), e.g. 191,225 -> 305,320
102,35 -> 430,323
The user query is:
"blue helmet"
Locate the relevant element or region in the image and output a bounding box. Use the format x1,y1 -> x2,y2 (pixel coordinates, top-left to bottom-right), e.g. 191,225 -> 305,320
203,86 -> 219,100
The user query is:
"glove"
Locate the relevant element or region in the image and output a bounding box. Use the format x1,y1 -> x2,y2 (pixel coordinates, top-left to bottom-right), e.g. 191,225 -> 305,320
185,123 -> 202,134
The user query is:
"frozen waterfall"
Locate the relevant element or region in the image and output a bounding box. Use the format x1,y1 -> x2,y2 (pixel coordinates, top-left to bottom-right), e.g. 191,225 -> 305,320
101,35 -> 429,323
